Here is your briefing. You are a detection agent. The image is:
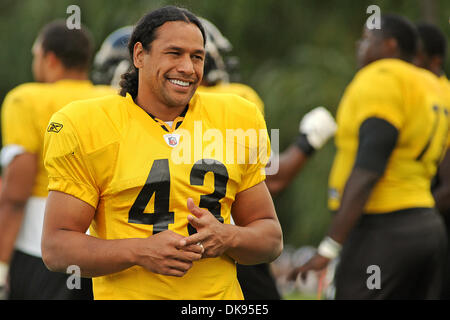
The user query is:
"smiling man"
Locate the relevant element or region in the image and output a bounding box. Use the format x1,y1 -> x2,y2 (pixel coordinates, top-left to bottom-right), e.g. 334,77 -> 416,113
41,6 -> 282,300
131,20 -> 205,117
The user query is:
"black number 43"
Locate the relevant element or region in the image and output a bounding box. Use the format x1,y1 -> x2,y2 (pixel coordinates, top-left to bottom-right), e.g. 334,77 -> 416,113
128,159 -> 229,235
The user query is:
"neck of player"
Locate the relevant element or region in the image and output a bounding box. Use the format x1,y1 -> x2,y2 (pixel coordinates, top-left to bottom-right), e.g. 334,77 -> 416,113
134,92 -> 187,121
47,70 -> 89,83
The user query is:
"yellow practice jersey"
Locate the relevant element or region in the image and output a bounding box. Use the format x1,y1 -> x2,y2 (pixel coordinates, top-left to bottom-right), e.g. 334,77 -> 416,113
197,82 -> 265,115
1,80 -> 116,197
440,75 -> 450,148
328,59 -> 449,213
43,91 -> 270,299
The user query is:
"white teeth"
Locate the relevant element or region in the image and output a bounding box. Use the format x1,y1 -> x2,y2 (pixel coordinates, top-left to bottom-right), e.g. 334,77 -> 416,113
169,79 -> 190,87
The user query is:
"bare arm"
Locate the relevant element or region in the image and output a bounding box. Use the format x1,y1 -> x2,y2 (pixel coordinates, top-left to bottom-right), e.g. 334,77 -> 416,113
0,152 -> 37,264
41,191 -> 203,278
41,191 -> 136,277
182,181 -> 283,265
326,168 -> 380,243
433,148 -> 450,217
289,117 -> 397,280
228,181 -> 283,264
289,167 -> 380,280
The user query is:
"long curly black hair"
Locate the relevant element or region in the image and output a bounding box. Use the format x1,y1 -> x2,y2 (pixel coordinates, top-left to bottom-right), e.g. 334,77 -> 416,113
119,6 -> 206,99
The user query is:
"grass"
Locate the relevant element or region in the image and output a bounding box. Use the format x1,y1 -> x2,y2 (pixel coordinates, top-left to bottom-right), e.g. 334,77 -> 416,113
283,291 -> 318,300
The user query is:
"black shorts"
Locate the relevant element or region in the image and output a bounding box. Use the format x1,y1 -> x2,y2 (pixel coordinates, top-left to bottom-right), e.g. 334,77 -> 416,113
8,250 -> 93,300
237,263 -> 281,300
440,217 -> 450,299
335,208 -> 447,300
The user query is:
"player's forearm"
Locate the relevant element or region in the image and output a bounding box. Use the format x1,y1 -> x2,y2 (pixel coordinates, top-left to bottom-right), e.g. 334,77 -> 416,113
0,152 -> 36,263
226,218 -> 283,265
327,167 -> 379,244
327,118 -> 395,244
433,150 -> 450,216
0,200 -> 27,263
42,229 -> 138,277
433,184 -> 450,216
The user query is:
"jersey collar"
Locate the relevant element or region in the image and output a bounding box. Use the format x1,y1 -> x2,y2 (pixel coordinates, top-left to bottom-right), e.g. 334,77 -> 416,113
124,93 -> 190,133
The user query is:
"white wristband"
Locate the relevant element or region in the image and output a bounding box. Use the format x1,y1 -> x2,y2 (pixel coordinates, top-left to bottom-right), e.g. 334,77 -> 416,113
0,262 -> 9,287
317,236 -> 342,260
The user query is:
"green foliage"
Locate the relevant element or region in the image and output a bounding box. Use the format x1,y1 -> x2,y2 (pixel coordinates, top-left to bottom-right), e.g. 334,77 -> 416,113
0,0 -> 449,247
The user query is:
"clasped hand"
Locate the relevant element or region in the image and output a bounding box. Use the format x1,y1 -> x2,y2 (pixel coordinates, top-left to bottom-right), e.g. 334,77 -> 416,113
137,198 -> 233,277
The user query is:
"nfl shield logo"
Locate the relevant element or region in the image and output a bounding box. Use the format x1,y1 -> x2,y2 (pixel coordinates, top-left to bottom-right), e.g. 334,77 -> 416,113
164,134 -> 180,148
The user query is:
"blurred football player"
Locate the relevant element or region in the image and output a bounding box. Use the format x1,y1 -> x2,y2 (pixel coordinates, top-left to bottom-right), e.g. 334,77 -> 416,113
289,14 -> 448,299
0,20 -> 114,299
416,22 -> 450,299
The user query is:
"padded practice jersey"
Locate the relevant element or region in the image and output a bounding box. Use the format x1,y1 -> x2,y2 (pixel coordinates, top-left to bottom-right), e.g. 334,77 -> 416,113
1,80 -> 115,257
43,92 -> 270,299
328,59 -> 449,213
1,80 -> 115,197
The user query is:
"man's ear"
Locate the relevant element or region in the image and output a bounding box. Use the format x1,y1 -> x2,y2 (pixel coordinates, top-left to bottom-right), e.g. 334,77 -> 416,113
382,37 -> 400,59
133,42 -> 145,69
430,56 -> 444,75
45,51 -> 61,69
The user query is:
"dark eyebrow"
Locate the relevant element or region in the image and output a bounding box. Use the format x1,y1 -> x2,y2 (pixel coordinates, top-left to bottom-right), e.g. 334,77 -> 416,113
165,46 -> 183,51
165,45 -> 205,55
193,49 -> 206,56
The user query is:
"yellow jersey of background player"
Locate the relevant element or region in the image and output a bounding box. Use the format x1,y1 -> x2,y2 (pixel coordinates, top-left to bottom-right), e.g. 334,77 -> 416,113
328,58 -> 449,214
0,20 -> 116,300
2,81 -> 114,198
1,80 -> 114,268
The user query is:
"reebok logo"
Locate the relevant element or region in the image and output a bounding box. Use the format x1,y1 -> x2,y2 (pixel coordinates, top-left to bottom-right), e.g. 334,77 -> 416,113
47,122 -> 63,133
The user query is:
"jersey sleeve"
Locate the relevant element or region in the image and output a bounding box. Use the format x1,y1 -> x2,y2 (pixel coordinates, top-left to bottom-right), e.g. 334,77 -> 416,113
43,111 -> 99,208
237,104 -> 271,193
351,67 -> 405,130
1,87 -> 39,153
